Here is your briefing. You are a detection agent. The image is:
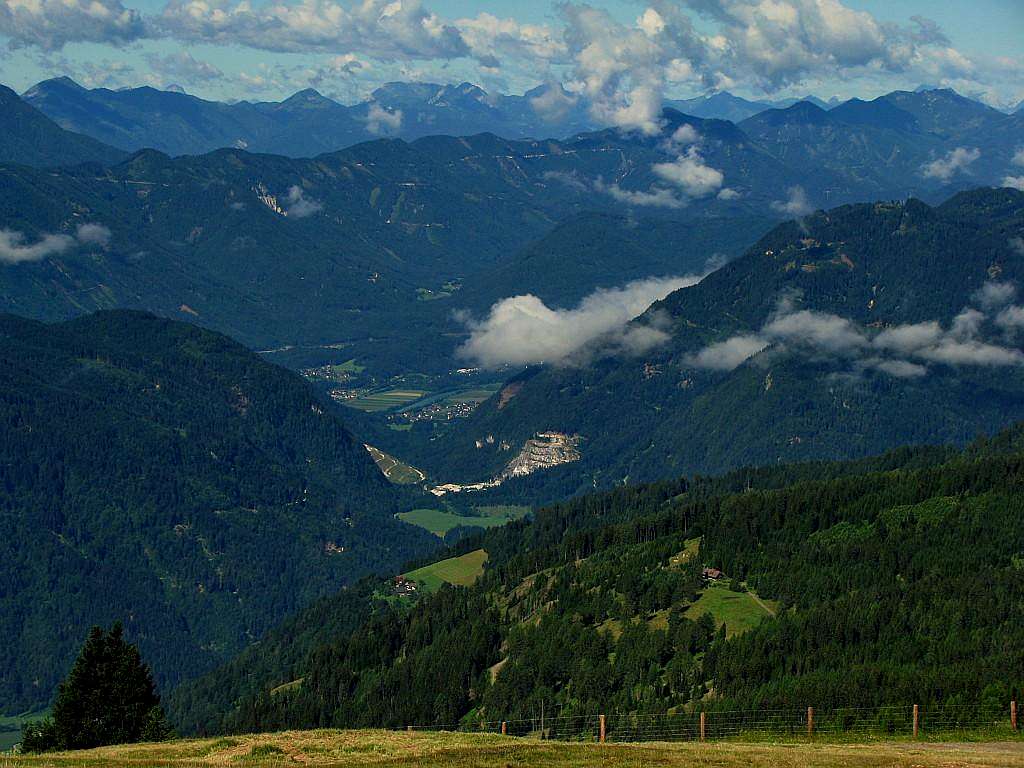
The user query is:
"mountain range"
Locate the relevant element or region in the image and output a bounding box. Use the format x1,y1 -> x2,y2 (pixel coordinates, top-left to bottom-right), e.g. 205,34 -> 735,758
1,85 -> 1020,380
15,77 -> 1019,163
416,188 -> 1024,499
20,78 -> 594,157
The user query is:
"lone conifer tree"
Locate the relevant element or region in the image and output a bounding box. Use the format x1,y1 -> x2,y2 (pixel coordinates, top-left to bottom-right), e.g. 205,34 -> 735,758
21,623 -> 171,752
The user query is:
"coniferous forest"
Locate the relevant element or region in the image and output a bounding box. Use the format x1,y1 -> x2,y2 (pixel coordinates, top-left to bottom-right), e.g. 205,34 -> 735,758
169,430 -> 1024,734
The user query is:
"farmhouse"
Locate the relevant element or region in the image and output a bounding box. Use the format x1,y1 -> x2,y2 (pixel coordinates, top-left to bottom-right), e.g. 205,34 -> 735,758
393,576 -> 419,596
702,567 -> 723,581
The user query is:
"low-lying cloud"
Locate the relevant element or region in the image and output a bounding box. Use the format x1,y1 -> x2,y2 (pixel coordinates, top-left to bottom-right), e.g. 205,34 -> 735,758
365,102 -> 403,134
921,147 -> 981,181
686,281 -> 1024,377
284,185 -> 323,218
458,275 -> 703,368
652,146 -> 724,198
0,223 -> 111,264
771,186 -> 814,217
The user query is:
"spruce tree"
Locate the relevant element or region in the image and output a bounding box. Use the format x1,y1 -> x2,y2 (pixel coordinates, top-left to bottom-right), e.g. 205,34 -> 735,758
21,623 -> 171,752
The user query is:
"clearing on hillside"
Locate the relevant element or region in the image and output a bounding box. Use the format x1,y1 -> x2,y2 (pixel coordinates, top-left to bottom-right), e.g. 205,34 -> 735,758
397,505 -> 530,536
3,729 -> 1021,767
684,581 -> 779,637
365,445 -> 426,484
403,549 -> 488,591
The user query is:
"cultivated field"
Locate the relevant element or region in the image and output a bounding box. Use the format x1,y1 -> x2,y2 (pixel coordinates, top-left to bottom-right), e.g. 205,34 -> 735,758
3,730 -> 1022,767
403,549 -> 488,591
344,389 -> 428,412
397,505 -> 530,536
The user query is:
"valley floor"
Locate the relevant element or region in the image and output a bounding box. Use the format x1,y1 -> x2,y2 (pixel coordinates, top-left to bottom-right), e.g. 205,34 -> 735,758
3,730 -> 1023,768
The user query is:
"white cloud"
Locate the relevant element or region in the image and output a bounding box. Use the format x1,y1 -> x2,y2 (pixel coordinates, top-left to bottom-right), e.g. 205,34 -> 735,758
157,0 -> 469,60
686,334 -> 767,370
283,185 -> 322,218
458,275 -> 702,368
771,186 -> 814,217
365,102 -> 402,134
0,229 -> 74,264
528,82 -> 580,124
76,223 -> 111,246
669,123 -> 700,146
860,358 -> 928,378
972,281 -> 1016,311
652,146 -> 724,198
0,0 -> 145,49
145,51 -> 223,85
1003,176 -> 1024,192
921,147 -> 980,181
594,179 -> 684,209
1014,148 -> 1024,167
686,281 -> 1024,375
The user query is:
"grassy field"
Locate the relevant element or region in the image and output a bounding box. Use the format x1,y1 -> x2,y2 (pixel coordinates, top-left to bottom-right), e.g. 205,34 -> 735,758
344,389 -> 428,413
684,581 -> 779,638
0,713 -> 46,753
397,506 -> 530,536
365,445 -> 425,485
4,729 -> 1022,767
403,550 -> 488,591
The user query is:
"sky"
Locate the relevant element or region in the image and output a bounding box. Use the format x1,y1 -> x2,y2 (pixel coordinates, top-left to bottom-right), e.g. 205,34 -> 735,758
1,0 -> 1022,121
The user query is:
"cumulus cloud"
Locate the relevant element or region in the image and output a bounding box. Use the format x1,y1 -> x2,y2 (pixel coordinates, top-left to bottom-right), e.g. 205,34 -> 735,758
0,229 -> 74,264
594,179 -> 684,209
0,223 -> 113,264
76,222 -> 112,246
652,146 -> 724,198
458,275 -> 703,368
528,82 -> 580,124
687,281 -> 1024,375
283,185 -> 322,218
772,186 -> 814,217
1004,175 -> 1024,192
0,0 -> 145,49
686,334 -> 768,371
145,51 -> 223,85
921,147 -> 981,181
157,0 -> 469,60
972,281 -> 1016,311
364,102 -> 402,134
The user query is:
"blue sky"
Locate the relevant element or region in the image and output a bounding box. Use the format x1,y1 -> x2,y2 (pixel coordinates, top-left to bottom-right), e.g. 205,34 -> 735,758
1,0 -> 1021,115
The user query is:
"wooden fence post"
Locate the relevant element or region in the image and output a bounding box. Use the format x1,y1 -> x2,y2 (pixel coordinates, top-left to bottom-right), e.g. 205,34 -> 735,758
599,714 -> 606,744
700,711 -> 706,742
406,725 -> 413,733
912,704 -> 919,739
807,706 -> 814,737
501,721 -> 507,736
1012,701 -> 1018,732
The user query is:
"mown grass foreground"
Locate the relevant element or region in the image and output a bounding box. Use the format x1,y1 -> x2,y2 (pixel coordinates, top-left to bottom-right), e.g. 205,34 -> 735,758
3,729 -> 1023,768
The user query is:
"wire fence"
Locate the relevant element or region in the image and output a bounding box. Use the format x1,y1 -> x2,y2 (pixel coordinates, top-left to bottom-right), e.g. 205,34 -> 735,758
405,701 -> 1021,743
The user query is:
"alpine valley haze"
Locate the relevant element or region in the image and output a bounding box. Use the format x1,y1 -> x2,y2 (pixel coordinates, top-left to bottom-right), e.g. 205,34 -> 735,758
1,0 -> 1023,764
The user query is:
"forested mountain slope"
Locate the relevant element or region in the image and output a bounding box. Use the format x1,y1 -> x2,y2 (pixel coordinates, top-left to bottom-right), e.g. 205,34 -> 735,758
0,311 -> 437,714
0,84 -> 126,168
169,430 -> 1024,733
423,188 -> 1024,498
1,102 -> 1017,379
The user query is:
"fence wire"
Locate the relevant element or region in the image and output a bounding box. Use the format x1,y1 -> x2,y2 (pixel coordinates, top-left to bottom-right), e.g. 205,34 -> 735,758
404,702 -> 1020,743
